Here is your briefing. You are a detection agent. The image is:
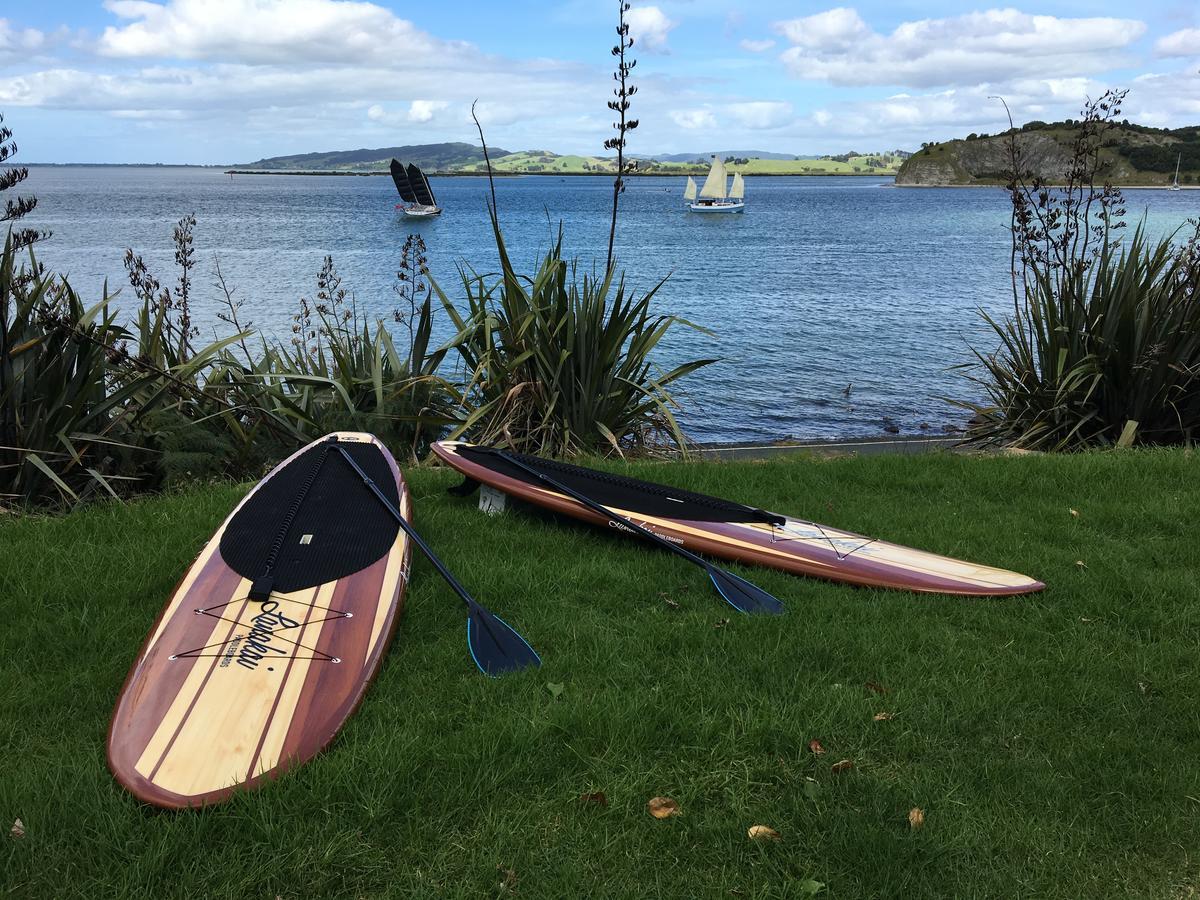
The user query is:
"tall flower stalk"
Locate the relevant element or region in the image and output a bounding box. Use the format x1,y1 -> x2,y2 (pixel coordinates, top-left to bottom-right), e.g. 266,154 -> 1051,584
604,1 -> 639,274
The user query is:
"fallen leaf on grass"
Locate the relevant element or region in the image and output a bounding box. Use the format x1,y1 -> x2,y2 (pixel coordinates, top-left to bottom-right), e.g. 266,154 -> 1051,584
831,759 -> 854,775
1075,560 -> 1088,570
579,791 -> 608,807
9,819 -> 24,839
713,618 -> 731,629
908,807 -> 925,829
647,796 -> 680,819
1079,616 -> 1093,623
661,595 -> 681,611
497,866 -> 518,892
747,825 -> 781,841
807,738 -> 826,755
873,712 -> 895,721
545,682 -> 565,699
1069,508 -> 1080,517
865,680 -> 889,695
798,879 -> 826,895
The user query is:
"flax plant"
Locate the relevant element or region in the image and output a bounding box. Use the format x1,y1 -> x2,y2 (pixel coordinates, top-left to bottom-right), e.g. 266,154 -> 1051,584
960,90 -> 1200,448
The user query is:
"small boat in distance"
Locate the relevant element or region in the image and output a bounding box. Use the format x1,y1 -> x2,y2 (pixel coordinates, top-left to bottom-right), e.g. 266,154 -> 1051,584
390,158 -> 442,217
685,156 -> 745,213
1167,153 -> 1181,191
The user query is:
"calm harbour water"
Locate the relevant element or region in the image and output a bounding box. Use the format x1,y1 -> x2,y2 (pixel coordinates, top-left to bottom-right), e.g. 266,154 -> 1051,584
22,166 -> 1198,443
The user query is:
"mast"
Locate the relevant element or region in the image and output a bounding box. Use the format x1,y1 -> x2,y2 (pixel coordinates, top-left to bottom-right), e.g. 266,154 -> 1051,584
684,176 -> 697,201
390,159 -> 417,203
1174,153 -> 1181,187
699,156 -> 728,199
406,163 -> 437,207
729,172 -> 744,200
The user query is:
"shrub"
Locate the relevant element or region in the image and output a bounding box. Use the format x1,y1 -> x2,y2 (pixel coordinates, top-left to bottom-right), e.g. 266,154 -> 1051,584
960,89 -> 1200,449
434,218 -> 712,457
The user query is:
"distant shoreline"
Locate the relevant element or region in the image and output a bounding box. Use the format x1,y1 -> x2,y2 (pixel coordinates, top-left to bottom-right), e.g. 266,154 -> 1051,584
220,169 -> 896,178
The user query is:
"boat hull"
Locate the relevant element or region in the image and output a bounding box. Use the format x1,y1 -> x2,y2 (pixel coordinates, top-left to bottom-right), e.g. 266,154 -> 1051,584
689,201 -> 744,214
401,205 -> 442,217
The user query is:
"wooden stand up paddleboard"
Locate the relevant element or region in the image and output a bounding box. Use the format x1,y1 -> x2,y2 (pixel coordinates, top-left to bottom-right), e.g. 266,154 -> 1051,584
431,441 -> 1043,597
108,433 -> 412,809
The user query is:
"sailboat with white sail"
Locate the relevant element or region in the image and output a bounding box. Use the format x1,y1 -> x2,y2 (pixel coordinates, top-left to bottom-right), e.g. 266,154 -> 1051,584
684,156 -> 745,213
1167,153 -> 1181,191
390,158 -> 442,217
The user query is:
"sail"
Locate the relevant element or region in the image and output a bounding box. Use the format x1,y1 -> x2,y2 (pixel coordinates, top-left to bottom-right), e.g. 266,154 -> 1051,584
729,172 -> 744,200
684,176 -> 697,200
390,159 -> 417,203
699,156 -> 727,199
406,163 -> 436,207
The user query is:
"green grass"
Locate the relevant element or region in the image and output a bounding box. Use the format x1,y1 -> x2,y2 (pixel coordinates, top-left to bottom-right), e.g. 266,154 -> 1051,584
2,450 -> 1198,898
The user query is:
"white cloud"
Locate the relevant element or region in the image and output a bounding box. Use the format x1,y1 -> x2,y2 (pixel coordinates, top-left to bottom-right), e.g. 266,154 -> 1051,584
726,101 -> 793,129
626,6 -> 676,53
0,19 -> 48,64
1155,28 -> 1200,59
407,99 -> 447,122
773,7 -> 1145,88
739,39 -> 775,53
671,108 -> 716,130
97,0 -> 457,65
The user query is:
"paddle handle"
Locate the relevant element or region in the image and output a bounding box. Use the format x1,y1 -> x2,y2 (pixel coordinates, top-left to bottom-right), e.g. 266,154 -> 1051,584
332,445 -> 475,610
493,449 -> 711,571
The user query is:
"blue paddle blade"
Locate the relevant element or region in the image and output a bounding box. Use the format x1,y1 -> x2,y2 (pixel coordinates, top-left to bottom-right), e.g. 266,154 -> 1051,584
708,566 -> 785,615
466,602 -> 542,676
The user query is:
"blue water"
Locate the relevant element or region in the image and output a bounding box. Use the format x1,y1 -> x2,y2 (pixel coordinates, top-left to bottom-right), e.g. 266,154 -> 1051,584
21,166 -> 1199,442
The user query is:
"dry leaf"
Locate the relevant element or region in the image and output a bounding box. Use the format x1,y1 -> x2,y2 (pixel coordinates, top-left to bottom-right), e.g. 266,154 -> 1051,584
908,807 -> 925,829
1075,560 -> 1088,569
865,680 -> 888,695
1080,617 -> 1093,623
1069,508 -> 1080,517
807,738 -> 826,755
647,796 -> 680,819
747,824 -> 781,841
713,618 -> 730,629
831,759 -> 854,775
873,712 -> 895,721
9,818 -> 24,839
579,791 -> 608,807
497,866 -> 518,892
662,596 -> 681,611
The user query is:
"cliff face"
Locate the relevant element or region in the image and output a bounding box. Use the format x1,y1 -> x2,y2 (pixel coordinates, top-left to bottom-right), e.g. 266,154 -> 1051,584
896,128 -> 1161,186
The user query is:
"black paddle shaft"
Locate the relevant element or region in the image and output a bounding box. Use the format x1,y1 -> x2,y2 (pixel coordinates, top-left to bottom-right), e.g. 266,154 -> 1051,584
491,449 -> 714,569
331,444 -> 474,609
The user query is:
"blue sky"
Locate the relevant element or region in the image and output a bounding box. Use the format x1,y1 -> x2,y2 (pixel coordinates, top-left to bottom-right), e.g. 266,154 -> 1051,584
1,1 -> 1197,164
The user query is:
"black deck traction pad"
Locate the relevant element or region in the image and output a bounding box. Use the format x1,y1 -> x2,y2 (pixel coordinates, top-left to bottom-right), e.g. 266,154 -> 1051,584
220,440 -> 401,593
457,446 -> 784,526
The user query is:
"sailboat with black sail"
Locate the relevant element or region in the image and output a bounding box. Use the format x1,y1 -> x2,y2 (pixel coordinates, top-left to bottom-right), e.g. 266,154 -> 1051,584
390,158 -> 442,217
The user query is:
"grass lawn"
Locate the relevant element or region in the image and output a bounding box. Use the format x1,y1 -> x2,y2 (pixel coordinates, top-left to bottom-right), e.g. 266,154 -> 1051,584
2,449 -> 1198,898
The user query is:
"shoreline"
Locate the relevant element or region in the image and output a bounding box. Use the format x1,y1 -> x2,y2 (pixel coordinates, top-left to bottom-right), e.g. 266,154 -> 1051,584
221,169 -> 899,179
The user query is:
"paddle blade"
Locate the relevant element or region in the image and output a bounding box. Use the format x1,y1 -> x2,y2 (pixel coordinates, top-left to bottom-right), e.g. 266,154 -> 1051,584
708,566 -> 785,615
466,602 -> 542,676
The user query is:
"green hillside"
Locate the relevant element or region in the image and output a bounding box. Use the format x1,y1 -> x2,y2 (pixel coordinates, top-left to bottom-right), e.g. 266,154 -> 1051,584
897,120 -> 1200,186
235,144 -> 907,176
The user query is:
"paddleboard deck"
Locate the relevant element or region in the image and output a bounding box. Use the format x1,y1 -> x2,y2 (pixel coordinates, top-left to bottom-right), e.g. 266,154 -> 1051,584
431,441 -> 1043,597
108,433 -> 412,809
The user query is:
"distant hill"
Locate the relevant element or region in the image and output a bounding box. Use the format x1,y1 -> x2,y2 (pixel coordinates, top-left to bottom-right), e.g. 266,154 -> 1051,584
235,143 -> 909,176
239,142 -> 512,172
897,121 -> 1200,186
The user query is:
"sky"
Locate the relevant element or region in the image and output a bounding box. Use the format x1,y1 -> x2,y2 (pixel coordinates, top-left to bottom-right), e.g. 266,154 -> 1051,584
0,0 -> 1197,164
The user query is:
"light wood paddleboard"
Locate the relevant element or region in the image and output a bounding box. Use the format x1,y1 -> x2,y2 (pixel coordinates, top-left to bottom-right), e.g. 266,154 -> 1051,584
431,441 -> 1043,597
108,433 -> 411,809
